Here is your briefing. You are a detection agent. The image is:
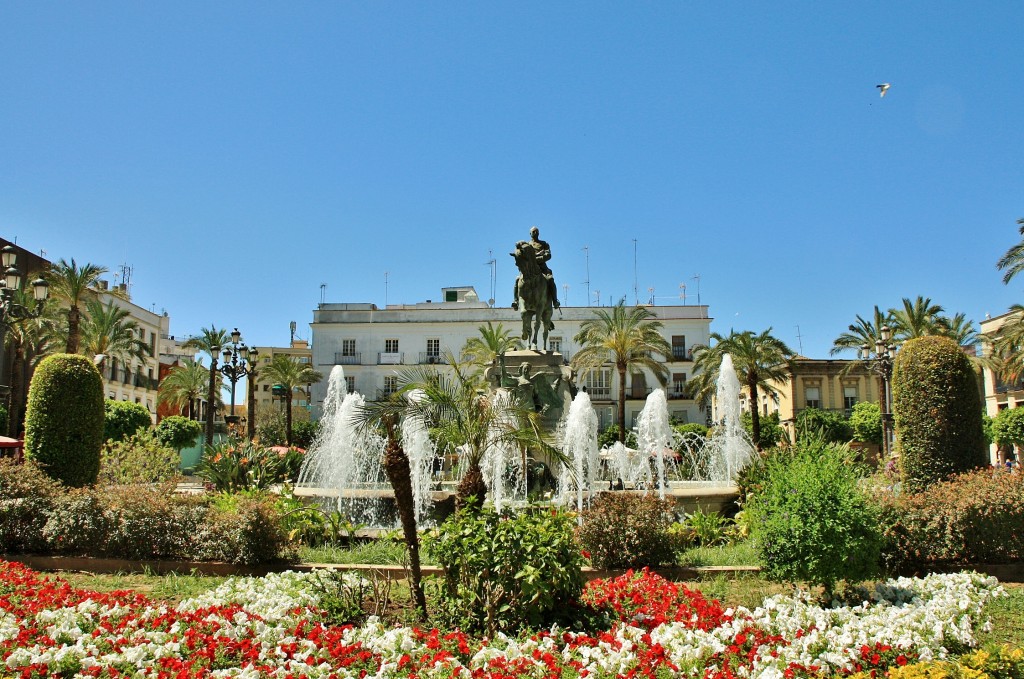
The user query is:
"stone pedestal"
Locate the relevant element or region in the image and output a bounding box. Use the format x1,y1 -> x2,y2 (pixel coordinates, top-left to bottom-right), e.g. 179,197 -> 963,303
489,349 -> 577,430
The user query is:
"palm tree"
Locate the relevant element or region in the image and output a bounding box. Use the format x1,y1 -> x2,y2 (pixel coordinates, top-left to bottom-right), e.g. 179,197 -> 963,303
78,298 -> 151,368
996,217 -> 1024,284
571,301 -> 672,442
157,359 -> 210,419
184,326 -> 230,445
691,329 -> 795,450
45,259 -> 108,354
461,321 -> 523,379
986,305 -> 1024,383
888,296 -> 948,341
260,354 -> 323,445
2,291 -> 60,436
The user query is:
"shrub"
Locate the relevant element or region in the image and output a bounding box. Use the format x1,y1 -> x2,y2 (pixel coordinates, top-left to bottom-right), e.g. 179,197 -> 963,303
98,430 -> 180,485
576,493 -> 677,569
673,422 -> 708,438
196,438 -> 303,491
850,401 -> 883,446
103,399 -> 152,442
24,353 -> 105,487
155,415 -> 202,450
42,489 -> 110,554
795,407 -> 852,443
741,411 -> 786,449
877,468 -> 1024,571
0,459 -> 60,553
991,407 -> 1024,449
291,419 -> 320,449
748,434 -> 882,595
0,403 -> 8,436
255,410 -> 287,446
598,424 -> 636,449
426,503 -> 585,635
892,336 -> 987,492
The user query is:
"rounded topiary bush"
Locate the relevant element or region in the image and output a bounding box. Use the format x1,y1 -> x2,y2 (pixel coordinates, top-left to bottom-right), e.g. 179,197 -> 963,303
155,415 -> 202,451
892,335 -> 987,492
103,399 -> 152,442
24,353 -> 105,487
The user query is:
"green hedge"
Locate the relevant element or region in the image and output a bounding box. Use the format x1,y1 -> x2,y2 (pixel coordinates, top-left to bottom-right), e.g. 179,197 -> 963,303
892,336 -> 987,492
24,354 -> 105,487
0,459 -> 292,565
103,399 -> 152,442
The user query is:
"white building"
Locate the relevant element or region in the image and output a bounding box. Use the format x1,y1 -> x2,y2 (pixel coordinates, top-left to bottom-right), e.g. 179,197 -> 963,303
310,286 -> 712,430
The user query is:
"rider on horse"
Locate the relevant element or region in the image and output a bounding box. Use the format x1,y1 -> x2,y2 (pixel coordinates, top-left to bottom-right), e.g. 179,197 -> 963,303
512,226 -> 560,313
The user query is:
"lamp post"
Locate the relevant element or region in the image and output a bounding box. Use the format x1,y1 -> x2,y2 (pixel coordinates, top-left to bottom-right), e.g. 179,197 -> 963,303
219,328 -> 259,434
861,324 -> 897,459
0,245 -> 50,406
205,344 -> 220,446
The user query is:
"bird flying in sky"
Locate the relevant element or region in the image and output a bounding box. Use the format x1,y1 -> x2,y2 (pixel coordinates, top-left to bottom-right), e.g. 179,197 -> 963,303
877,83 -> 891,97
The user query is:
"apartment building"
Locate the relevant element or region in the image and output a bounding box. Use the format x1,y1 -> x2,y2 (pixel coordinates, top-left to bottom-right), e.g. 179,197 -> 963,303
310,286 -> 712,430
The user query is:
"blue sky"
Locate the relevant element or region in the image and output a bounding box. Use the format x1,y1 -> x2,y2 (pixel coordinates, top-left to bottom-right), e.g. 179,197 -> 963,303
2,2 -> 1022,359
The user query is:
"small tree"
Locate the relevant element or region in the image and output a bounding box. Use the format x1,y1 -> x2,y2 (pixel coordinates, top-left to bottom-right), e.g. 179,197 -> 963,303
24,354 -> 105,487
154,415 -> 202,451
991,407 -> 1024,457
795,407 -> 852,444
892,336 -> 988,491
741,411 -> 785,450
849,401 -> 883,446
103,400 -> 152,442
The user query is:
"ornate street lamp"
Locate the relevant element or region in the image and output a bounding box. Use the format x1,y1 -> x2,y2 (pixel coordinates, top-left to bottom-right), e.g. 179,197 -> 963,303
204,344 -> 220,446
219,328 -> 259,437
861,324 -> 897,459
0,245 -> 50,402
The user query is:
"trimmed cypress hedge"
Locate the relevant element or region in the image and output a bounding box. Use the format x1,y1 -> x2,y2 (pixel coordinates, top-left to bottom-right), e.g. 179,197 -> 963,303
892,335 -> 987,492
24,353 -> 105,487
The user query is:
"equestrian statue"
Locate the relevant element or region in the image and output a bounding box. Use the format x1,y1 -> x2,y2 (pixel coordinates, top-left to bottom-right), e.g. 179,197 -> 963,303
511,226 -> 560,350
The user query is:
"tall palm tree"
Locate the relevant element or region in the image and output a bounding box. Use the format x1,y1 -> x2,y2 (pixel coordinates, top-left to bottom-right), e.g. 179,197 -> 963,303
996,217 -> 1024,284
571,301 -> 672,442
461,321 -> 523,379
2,291 -> 60,436
888,296 -> 948,341
78,298 -> 151,368
986,305 -> 1024,383
45,259 -> 108,354
157,359 -> 210,419
260,354 -> 323,445
691,329 -> 795,450
184,326 -> 230,445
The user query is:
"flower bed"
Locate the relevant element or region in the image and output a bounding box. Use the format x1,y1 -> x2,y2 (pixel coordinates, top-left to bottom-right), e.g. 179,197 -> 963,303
0,561 -> 1005,678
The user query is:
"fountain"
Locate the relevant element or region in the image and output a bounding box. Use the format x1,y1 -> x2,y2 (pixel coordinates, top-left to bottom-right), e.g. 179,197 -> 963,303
557,390 -> 599,514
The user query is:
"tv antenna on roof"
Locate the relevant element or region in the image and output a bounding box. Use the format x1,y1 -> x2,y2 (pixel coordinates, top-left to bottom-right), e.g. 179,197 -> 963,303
582,245 -> 591,306
384,271 -> 389,306
485,250 -> 496,307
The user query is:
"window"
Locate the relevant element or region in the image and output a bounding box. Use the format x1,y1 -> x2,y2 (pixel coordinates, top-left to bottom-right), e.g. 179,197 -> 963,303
843,386 -> 858,415
149,332 -> 156,353
426,338 -> 440,357
672,373 -> 687,397
385,339 -> 399,353
584,368 -> 611,399
549,336 -> 562,353
263,384 -> 270,392
383,375 -> 398,396
805,386 -> 821,409
345,376 -> 355,394
299,356 -> 310,363
341,339 -> 356,356
445,290 -> 458,302
672,335 -> 687,360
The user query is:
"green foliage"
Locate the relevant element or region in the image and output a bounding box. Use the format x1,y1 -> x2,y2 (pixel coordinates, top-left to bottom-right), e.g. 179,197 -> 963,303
892,336 -> 988,492
0,403 -> 8,437
98,429 -> 180,485
0,459 -> 62,552
748,435 -> 882,594
992,407 -> 1024,447
425,503 -> 585,635
598,424 -> 636,449
290,419 -> 320,449
24,353 -> 105,487
576,493 -> 677,568
154,415 -> 202,450
103,399 -> 153,442
673,422 -> 708,438
196,438 -> 306,492
850,401 -> 883,445
741,411 -> 786,449
982,413 -> 995,445
795,407 -> 852,443
686,506 -> 730,546
255,409 -> 287,446
877,468 -> 1024,571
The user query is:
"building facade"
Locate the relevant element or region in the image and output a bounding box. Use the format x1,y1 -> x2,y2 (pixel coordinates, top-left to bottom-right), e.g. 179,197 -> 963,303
250,339 -> 314,420
981,310 -> 1021,464
310,286 -> 712,430
95,284 -> 165,420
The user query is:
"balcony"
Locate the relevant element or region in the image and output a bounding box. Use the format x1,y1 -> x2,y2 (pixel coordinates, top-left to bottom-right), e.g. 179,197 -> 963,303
334,352 -> 361,365
668,390 -> 688,400
585,386 -> 611,400
671,349 -> 693,362
628,387 -> 653,399
378,352 -> 404,365
419,352 -> 448,365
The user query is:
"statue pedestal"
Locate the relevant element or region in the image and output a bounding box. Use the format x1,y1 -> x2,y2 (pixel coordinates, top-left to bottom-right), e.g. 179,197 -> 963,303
498,350 -> 576,431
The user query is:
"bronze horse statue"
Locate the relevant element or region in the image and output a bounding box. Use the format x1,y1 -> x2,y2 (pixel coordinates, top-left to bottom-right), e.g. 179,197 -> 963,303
510,240 -> 554,350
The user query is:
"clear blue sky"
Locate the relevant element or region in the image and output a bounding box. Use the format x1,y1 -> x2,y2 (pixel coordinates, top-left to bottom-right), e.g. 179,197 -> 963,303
2,2 -> 1022,359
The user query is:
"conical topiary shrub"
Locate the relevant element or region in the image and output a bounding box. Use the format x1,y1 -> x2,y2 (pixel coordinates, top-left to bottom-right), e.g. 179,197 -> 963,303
892,335 -> 987,492
24,353 -> 105,487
